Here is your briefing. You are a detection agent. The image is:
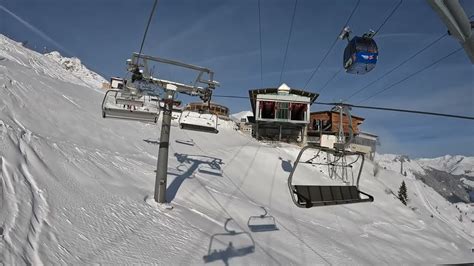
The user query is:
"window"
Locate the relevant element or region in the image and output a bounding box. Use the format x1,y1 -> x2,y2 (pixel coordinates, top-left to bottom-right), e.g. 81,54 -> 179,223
260,101 -> 275,119
276,102 -> 289,120
290,103 -> 306,121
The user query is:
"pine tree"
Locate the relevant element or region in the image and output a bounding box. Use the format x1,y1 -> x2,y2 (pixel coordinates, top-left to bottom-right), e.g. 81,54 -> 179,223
398,181 -> 408,205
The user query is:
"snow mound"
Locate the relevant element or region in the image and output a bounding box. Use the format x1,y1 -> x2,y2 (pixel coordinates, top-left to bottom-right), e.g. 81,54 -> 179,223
0,34 -> 106,89
230,110 -> 253,122
45,51 -> 106,88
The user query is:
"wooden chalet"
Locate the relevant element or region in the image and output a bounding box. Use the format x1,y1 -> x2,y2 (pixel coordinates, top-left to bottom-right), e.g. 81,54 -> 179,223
308,111 -> 365,136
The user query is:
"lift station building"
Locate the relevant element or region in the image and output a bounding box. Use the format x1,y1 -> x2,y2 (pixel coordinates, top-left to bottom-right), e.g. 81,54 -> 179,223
248,83 -> 318,144
308,110 -> 378,158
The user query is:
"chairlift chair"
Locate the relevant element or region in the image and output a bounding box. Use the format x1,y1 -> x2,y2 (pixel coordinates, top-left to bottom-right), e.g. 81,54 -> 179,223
247,207 -> 278,232
288,146 -> 373,208
340,27 -> 378,74
178,109 -> 219,134
287,104 -> 374,208
101,89 -> 160,123
203,218 -> 255,263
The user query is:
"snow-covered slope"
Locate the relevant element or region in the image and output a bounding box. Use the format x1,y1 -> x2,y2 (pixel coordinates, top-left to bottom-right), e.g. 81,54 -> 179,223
44,51 -> 106,89
0,34 -> 106,89
0,35 -> 473,264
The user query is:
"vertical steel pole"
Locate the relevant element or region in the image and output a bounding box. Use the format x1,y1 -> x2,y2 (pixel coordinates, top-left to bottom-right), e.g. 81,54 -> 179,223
154,87 -> 176,203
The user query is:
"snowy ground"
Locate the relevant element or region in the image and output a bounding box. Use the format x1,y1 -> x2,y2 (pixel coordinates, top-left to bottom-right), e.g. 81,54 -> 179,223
1,35 -> 473,264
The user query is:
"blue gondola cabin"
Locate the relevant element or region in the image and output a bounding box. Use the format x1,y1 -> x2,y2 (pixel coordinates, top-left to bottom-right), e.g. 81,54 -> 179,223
343,36 -> 378,74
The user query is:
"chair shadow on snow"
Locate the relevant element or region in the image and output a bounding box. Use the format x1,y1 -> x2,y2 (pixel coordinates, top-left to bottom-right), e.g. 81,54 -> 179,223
203,218 -> 255,265
279,157 -> 293,173
247,206 -> 279,233
143,138 -> 160,145
175,138 -> 195,146
166,153 -> 224,203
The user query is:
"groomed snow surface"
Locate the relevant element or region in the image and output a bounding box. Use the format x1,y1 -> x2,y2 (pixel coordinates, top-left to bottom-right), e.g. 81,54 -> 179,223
0,35 -> 473,264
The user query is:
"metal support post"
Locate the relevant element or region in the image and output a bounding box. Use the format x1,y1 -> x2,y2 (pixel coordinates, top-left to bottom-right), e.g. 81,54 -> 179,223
154,85 -> 177,203
279,124 -> 282,141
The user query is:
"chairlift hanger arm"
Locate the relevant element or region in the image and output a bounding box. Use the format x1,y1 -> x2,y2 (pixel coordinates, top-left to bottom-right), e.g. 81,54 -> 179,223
150,77 -> 201,93
131,53 -> 219,87
133,53 -> 212,73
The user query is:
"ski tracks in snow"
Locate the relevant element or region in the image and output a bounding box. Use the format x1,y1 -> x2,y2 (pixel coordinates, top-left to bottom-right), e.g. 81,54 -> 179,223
0,120 -> 51,265
411,178 -> 473,241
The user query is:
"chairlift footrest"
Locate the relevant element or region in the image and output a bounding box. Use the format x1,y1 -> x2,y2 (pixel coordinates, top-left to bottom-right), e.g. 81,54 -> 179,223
180,123 -> 218,134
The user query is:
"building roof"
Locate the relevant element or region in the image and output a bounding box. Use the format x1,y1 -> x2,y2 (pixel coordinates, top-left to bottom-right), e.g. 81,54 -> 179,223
248,84 -> 319,115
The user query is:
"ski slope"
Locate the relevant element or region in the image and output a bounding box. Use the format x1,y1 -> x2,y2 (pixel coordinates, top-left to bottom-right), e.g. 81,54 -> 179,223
0,35 -> 473,264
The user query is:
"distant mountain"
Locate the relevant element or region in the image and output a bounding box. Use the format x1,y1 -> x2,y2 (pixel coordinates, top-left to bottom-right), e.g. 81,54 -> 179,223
417,155 -> 474,176
376,154 -> 474,203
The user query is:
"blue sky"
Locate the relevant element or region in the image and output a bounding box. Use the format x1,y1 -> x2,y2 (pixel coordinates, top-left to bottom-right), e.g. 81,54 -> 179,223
1,0 -> 473,158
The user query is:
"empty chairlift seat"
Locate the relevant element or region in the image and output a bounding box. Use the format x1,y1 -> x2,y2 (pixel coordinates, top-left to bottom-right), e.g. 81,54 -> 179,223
178,110 -> 219,133
287,145 -> 374,208
101,89 -> 160,123
292,185 -> 373,208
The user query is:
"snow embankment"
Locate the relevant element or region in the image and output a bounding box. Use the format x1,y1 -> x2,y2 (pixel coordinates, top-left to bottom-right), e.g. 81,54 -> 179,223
0,34 -> 106,89
230,110 -> 253,122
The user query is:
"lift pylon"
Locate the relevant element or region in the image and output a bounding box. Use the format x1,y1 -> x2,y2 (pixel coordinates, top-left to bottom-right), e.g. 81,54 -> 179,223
103,53 -> 220,204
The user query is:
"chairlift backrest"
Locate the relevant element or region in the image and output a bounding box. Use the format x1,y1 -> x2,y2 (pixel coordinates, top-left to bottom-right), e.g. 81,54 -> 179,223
101,90 -> 160,123
178,109 -> 219,134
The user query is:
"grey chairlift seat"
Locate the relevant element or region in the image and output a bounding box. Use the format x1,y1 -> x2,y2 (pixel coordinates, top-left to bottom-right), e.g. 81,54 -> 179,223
101,89 -> 160,123
288,145 -> 374,208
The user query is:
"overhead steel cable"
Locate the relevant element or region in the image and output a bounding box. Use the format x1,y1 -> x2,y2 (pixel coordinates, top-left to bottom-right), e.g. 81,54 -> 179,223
211,94 -> 473,120
303,0 -> 361,90
346,33 -> 449,101
315,102 -> 474,120
357,47 -> 463,103
373,0 -> 403,36
279,0 -> 298,84
138,0 -> 159,57
318,68 -> 342,94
